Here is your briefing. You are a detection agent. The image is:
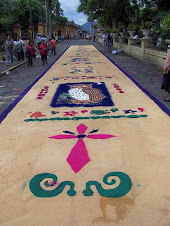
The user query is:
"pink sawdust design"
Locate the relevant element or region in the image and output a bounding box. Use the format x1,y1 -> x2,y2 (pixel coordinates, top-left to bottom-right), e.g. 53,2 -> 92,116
87,134 -> 115,139
49,124 -> 116,173
138,108 -> 145,112
67,139 -> 90,173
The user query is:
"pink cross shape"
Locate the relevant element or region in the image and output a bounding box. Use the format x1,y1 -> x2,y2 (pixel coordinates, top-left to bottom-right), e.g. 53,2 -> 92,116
49,124 -> 116,173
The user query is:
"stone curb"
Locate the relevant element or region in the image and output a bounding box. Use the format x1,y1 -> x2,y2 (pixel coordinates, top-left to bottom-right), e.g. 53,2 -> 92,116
0,60 -> 28,77
0,43 -> 64,77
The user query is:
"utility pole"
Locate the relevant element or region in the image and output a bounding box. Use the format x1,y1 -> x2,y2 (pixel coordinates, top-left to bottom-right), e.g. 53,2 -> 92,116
45,0 -> 52,43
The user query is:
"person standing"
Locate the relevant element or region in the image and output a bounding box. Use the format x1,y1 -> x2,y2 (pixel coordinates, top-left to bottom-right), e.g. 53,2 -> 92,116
162,52 -> 170,101
4,35 -> 14,66
50,37 -> 56,56
55,35 -> 58,45
22,43 -> 26,59
26,40 -> 35,67
61,35 -> 64,43
13,39 -> 18,59
16,37 -> 24,61
107,34 -> 112,51
36,34 -> 41,48
41,35 -> 47,44
102,33 -> 106,46
39,39 -> 48,65
93,34 -> 96,42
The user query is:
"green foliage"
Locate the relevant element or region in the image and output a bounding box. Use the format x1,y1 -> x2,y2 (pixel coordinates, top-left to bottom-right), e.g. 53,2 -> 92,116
111,28 -> 119,33
92,24 -> 97,29
127,24 -> 136,31
78,0 -> 140,29
52,15 -> 67,29
102,29 -> 112,34
102,28 -> 118,34
162,14 -> 170,30
77,0 -> 169,42
141,21 -> 152,29
0,0 -> 67,32
151,11 -> 170,45
139,2 -> 158,24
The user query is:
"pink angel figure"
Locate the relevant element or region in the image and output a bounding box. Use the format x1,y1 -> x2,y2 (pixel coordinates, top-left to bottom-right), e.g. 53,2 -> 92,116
49,124 -> 116,173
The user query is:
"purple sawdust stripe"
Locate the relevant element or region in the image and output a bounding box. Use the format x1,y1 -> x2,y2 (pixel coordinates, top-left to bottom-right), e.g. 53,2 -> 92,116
0,46 -> 71,123
95,46 -> 170,116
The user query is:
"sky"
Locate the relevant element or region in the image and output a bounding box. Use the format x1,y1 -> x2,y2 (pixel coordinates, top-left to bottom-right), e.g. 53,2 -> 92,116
59,0 -> 88,25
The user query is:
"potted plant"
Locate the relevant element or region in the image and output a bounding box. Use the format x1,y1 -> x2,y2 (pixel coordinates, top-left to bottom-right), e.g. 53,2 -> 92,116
162,14 -> 170,44
141,21 -> 152,39
127,24 -> 136,38
111,28 -> 119,37
119,28 -> 125,37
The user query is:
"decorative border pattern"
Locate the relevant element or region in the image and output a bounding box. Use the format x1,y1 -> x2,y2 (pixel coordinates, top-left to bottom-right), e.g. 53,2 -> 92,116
24,115 -> 148,122
50,75 -> 116,81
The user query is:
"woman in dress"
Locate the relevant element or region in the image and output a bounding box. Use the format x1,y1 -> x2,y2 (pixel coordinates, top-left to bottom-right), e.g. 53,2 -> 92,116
26,40 -> 35,67
162,52 -> 170,102
39,39 -> 48,65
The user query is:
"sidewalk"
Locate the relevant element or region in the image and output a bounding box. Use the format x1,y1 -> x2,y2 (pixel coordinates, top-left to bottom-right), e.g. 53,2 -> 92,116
0,59 -> 28,76
0,43 -> 67,115
0,43 -> 64,75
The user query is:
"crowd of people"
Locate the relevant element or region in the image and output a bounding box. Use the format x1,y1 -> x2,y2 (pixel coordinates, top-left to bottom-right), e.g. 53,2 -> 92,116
102,33 -> 114,51
4,34 -> 62,67
101,33 -> 140,52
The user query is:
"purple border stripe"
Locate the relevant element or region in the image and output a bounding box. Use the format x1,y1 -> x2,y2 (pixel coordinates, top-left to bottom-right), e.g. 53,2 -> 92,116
0,46 -> 70,123
95,46 -> 170,116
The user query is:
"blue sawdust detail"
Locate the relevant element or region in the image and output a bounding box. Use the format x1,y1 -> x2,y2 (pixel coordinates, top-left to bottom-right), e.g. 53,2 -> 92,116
50,82 -> 114,108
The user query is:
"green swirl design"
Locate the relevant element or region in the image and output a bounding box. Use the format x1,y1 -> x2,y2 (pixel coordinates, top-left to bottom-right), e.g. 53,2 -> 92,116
29,172 -> 132,198
83,172 -> 132,197
29,173 -> 76,197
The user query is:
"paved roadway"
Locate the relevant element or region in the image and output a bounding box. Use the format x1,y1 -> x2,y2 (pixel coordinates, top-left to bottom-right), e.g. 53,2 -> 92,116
0,39 -> 169,116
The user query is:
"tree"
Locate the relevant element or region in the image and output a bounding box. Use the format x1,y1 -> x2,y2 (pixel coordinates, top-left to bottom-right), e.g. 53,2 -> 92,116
51,0 -> 67,29
12,0 -> 45,30
77,0 -> 140,29
0,0 -> 15,30
0,0 -> 67,35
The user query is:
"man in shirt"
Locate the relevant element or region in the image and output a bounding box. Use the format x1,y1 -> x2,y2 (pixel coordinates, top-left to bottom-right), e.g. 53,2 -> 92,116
16,37 -> 24,61
41,36 -> 47,44
4,35 -> 14,66
36,34 -> 42,48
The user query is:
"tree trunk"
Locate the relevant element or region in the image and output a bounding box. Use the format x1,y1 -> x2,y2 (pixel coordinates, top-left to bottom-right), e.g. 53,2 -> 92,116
45,0 -> 52,43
